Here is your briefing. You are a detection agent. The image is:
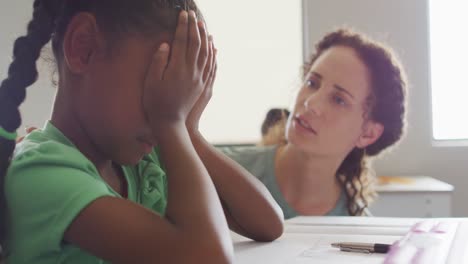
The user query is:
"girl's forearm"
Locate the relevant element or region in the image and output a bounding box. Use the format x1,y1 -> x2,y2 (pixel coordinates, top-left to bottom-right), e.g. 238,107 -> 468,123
188,130 -> 284,242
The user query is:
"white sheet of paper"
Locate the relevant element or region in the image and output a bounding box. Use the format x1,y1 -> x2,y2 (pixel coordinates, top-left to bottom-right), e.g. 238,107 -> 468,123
233,233 -> 399,264
232,217 -> 468,264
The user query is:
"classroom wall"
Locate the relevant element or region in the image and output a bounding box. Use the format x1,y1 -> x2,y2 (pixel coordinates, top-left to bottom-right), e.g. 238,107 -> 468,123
304,0 -> 468,216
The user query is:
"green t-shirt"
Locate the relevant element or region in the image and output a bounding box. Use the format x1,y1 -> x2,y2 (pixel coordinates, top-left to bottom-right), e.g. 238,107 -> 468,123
219,145 -> 349,219
5,122 -> 168,264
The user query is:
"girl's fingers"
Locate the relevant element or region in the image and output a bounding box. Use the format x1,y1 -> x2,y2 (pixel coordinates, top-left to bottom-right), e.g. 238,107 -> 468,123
154,43 -> 171,80
145,43 -> 171,85
142,43 -> 171,117
169,11 -> 189,65
202,37 -> 214,82
197,20 -> 209,72
186,10 -> 201,66
205,51 -> 217,93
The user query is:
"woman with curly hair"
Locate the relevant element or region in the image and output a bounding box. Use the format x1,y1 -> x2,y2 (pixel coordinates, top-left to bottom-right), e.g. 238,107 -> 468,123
222,28 -> 407,217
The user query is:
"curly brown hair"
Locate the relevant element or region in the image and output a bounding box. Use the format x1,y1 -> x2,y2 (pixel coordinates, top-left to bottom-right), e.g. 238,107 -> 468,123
263,28 -> 408,216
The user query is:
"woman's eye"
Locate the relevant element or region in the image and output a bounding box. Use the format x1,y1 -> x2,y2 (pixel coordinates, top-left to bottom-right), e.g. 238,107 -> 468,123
306,79 -> 318,89
333,95 -> 347,106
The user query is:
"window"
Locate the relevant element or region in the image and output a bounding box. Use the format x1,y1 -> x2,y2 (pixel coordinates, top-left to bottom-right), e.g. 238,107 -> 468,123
429,0 -> 468,141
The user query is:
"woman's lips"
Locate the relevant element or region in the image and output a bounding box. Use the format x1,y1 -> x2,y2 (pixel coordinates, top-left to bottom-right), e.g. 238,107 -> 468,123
294,115 -> 317,135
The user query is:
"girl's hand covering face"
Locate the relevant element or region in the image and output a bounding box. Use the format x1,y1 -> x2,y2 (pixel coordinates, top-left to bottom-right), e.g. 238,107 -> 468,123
143,10 -> 213,133
186,34 -> 217,132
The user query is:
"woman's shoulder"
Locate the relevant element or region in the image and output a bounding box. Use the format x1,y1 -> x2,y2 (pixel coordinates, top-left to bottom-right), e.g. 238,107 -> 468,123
217,145 -> 278,178
218,145 -> 277,166
217,144 -> 277,158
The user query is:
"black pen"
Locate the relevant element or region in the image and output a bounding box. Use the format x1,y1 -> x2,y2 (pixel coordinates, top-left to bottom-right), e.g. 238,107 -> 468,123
331,242 -> 392,254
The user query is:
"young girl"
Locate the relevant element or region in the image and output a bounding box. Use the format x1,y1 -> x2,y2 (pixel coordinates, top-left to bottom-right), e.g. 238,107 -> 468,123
0,0 -> 283,263
221,28 -> 408,217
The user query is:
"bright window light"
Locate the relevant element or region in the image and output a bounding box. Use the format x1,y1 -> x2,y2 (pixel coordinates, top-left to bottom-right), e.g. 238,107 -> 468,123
430,0 -> 468,140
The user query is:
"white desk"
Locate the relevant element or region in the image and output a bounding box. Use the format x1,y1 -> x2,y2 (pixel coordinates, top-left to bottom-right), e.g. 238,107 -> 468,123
232,216 -> 468,264
370,176 -> 454,217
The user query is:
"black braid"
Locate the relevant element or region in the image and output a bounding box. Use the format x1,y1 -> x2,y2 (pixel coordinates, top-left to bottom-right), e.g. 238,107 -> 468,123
0,0 -> 57,256
0,0 -> 56,128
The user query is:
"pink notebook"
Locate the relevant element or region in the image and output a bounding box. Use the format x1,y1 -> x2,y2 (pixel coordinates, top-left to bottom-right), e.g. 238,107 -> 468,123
384,220 -> 468,263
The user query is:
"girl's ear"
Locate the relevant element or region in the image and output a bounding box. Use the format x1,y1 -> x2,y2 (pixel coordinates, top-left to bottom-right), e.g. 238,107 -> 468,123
63,13 -> 104,74
355,121 -> 384,149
